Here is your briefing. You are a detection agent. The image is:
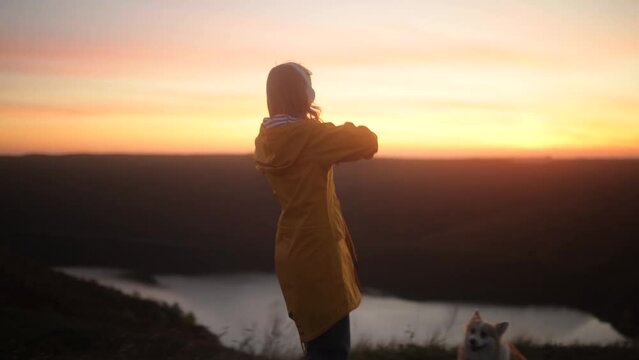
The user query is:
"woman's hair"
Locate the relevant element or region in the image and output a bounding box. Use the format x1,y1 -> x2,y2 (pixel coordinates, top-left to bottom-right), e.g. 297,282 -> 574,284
266,62 -> 321,122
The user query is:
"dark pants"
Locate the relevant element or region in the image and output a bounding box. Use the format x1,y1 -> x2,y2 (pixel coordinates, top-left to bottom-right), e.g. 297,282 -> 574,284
305,315 -> 351,360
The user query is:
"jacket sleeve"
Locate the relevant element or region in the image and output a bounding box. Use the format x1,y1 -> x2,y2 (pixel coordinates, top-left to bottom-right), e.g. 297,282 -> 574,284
307,122 -> 378,165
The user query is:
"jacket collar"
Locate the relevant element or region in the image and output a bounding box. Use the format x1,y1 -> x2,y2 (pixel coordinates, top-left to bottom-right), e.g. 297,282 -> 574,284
262,114 -> 300,129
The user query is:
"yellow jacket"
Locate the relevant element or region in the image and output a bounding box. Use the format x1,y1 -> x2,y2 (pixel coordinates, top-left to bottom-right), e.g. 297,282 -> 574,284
254,119 -> 378,342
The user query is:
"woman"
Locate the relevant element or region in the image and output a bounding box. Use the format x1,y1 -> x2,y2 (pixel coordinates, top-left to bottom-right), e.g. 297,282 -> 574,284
254,62 -> 378,360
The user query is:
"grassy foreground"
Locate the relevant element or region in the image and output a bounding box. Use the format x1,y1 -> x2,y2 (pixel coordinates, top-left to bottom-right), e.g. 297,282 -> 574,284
351,342 -> 638,360
0,246 -> 255,360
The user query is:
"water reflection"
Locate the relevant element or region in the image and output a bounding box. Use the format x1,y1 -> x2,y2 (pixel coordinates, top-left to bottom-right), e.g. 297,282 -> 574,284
59,268 -> 625,355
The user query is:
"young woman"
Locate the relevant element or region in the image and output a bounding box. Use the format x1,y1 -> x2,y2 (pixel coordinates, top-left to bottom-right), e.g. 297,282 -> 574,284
254,62 -> 378,359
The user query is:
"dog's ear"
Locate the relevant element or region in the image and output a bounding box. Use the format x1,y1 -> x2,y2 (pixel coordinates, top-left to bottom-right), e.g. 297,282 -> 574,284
495,322 -> 509,337
472,309 -> 481,320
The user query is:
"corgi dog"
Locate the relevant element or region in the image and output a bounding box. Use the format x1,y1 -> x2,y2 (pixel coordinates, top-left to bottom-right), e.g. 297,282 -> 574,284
457,310 -> 526,360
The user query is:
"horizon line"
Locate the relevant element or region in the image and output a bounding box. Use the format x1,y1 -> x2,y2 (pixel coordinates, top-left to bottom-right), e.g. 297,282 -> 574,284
2,151 -> 639,161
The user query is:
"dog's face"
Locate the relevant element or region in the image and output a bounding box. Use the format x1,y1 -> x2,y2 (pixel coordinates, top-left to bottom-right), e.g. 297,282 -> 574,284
463,310 -> 508,354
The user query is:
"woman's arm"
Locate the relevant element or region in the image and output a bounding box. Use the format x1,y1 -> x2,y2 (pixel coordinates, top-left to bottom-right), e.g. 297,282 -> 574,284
307,121 -> 378,165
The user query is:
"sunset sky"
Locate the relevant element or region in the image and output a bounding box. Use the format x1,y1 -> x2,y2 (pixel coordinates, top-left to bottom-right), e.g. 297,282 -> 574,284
1,0 -> 637,158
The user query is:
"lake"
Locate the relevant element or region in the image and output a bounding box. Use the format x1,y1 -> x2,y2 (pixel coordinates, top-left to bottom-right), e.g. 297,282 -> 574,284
59,267 -> 626,357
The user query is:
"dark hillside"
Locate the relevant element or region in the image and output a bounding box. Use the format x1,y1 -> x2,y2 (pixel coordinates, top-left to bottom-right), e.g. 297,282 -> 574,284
1,155 -> 638,339
0,246 -> 254,360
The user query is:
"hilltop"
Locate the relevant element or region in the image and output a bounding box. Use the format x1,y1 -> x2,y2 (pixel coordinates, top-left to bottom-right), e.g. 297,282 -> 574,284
0,246 -> 254,360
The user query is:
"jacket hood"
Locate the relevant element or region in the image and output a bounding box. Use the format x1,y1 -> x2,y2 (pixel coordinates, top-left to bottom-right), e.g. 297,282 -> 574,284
254,118 -> 315,173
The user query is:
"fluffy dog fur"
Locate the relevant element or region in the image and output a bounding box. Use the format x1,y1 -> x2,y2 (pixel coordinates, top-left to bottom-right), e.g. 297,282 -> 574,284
457,310 -> 526,360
